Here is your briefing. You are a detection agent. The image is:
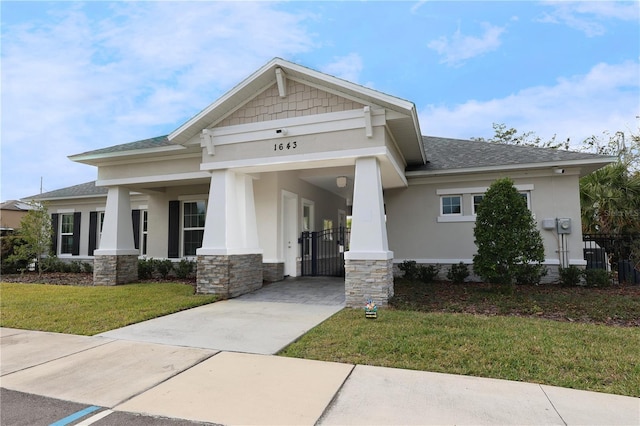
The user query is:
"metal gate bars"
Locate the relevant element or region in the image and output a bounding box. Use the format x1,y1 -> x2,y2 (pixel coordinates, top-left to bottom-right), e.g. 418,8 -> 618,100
300,227 -> 350,276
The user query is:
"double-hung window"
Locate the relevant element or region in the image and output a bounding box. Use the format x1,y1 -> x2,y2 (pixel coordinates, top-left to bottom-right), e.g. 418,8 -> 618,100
60,214 -> 75,254
142,210 -> 148,256
441,195 -> 462,215
472,195 -> 484,215
183,201 -> 206,256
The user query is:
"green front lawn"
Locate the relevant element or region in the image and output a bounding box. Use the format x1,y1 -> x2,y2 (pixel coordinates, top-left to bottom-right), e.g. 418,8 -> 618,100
279,308 -> 640,397
280,280 -> 640,397
0,282 -> 217,335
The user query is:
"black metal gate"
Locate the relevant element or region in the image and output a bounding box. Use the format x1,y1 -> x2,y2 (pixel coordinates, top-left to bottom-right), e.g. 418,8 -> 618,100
583,233 -> 640,284
300,227 -> 350,276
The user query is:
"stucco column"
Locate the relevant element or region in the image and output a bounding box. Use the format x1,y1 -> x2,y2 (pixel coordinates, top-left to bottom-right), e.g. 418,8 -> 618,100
196,170 -> 263,297
344,157 -> 394,307
93,186 -> 139,285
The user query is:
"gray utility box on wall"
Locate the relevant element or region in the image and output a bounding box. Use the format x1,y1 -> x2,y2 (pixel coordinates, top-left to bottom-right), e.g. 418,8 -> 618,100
556,218 -> 572,234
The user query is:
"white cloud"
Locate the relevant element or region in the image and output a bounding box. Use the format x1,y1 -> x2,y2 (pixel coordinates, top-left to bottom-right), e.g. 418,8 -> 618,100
1,2 -> 316,201
427,22 -> 505,67
418,60 -> 640,148
320,53 -> 364,83
538,1 -> 639,37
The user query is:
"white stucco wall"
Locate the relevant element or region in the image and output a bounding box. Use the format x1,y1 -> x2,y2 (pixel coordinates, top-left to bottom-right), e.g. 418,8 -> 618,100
385,169 -> 585,267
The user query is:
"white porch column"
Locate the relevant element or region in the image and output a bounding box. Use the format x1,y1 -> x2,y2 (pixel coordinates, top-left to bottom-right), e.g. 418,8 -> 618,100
198,170 -> 261,255
346,157 -> 393,260
344,157 -> 394,307
93,186 -> 138,285
95,187 -> 137,255
196,170 -> 263,297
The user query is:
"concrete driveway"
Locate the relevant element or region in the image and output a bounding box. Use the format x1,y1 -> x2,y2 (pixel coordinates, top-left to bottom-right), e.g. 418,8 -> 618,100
97,277 -> 345,354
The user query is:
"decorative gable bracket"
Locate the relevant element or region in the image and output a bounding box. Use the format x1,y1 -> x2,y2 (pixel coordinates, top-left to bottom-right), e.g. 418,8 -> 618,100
275,67 -> 287,98
201,130 -> 215,156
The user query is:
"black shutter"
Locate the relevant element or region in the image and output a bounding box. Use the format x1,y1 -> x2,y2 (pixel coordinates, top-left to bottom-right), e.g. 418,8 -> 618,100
168,201 -> 180,258
88,212 -> 98,255
72,212 -> 81,256
132,209 -> 141,250
51,213 -> 59,255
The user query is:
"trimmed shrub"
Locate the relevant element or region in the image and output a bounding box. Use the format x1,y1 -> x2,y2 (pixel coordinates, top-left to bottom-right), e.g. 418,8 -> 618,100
584,269 -> 611,287
418,264 -> 440,284
515,264 -> 547,285
447,262 -> 470,283
175,259 -> 195,279
473,178 -> 545,288
138,258 -> 155,280
155,259 -> 174,279
559,266 -> 583,287
398,260 -> 420,281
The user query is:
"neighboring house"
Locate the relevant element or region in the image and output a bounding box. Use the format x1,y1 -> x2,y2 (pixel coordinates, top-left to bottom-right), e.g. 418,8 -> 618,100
27,58 -> 614,306
0,200 -> 34,235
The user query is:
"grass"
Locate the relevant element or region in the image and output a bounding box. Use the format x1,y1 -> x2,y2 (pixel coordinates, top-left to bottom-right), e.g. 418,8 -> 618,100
0,282 -> 217,335
279,309 -> 640,397
280,279 -> 640,397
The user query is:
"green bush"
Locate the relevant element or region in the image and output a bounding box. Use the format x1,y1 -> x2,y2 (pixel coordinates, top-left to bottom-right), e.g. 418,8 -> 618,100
155,259 -> 174,279
584,269 -> 611,287
82,262 -> 93,273
473,178 -> 545,287
515,264 -> 547,285
175,259 -> 195,279
40,256 -> 66,273
447,262 -> 470,283
1,234 -> 29,274
418,264 -> 440,283
138,258 -> 155,280
559,266 -> 583,287
67,261 -> 83,273
398,260 -> 420,281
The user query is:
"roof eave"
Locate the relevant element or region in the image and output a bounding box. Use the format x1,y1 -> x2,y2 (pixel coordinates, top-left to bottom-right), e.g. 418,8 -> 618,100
406,157 -> 617,178
69,145 -> 187,165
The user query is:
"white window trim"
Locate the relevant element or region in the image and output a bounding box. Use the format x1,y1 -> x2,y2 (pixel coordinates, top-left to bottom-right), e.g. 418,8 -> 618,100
440,195 -> 462,216
59,213 -> 75,256
437,185 -> 534,223
182,200 -> 206,257
141,210 -> 148,256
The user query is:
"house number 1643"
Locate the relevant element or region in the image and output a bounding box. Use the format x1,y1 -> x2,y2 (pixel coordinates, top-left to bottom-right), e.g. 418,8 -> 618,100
274,141 -> 297,151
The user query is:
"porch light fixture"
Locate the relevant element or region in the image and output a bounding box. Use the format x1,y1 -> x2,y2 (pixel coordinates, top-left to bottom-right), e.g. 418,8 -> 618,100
336,176 -> 347,188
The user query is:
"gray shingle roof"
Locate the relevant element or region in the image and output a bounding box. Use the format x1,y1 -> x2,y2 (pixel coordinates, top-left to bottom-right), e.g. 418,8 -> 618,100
414,136 -> 612,171
26,181 -> 107,200
71,135 -> 171,157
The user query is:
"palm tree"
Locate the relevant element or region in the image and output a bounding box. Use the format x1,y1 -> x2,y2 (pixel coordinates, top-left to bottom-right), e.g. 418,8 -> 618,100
580,162 -> 640,234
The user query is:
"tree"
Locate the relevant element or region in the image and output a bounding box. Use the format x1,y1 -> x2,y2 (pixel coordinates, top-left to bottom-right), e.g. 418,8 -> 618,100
473,178 -> 546,288
471,123 -> 570,150
7,201 -> 53,276
474,122 -> 640,234
580,162 -> 640,234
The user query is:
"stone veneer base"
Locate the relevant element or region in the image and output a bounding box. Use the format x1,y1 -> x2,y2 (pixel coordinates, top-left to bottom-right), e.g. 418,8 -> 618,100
93,255 -> 138,286
263,262 -> 285,282
197,254 -> 263,298
345,258 -> 394,308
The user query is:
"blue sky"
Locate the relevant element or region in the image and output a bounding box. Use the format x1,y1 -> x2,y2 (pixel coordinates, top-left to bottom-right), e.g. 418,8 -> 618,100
1,1 -> 638,201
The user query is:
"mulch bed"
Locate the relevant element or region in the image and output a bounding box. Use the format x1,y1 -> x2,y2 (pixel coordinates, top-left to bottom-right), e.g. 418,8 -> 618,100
4,273 -> 639,327
1,272 -> 195,286
391,280 -> 640,327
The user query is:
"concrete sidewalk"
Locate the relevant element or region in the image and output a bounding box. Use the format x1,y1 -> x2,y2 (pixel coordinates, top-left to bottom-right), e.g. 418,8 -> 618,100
1,327 -> 638,425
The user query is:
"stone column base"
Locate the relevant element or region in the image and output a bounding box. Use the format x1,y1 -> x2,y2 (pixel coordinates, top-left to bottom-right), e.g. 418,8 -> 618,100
263,262 -> 285,282
197,254 -> 263,298
345,258 -> 394,308
93,255 -> 138,286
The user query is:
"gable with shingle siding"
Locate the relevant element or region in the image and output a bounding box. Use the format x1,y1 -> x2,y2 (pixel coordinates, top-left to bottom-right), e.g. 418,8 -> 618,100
215,81 -> 365,128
